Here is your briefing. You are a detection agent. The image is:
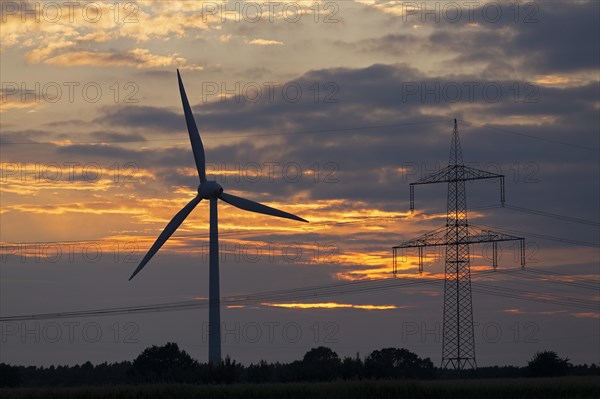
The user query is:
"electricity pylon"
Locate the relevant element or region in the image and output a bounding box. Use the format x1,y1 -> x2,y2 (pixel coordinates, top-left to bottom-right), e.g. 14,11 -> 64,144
393,119 -> 525,371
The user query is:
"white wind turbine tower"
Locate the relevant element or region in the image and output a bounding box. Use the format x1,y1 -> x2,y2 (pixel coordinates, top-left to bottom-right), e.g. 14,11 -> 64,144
129,70 -> 308,364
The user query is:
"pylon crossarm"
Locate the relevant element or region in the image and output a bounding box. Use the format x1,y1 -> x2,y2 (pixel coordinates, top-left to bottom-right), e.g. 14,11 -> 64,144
468,225 -> 525,244
394,225 -> 524,248
412,165 -> 504,186
467,231 -> 522,244
412,165 -> 454,185
461,165 -> 503,181
393,226 -> 447,249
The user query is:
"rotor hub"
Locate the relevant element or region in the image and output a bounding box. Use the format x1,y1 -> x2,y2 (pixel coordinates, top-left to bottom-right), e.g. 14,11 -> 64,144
198,181 -> 223,199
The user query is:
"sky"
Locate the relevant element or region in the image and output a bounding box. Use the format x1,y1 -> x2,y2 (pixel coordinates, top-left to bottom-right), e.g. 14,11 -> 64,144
0,0 -> 599,367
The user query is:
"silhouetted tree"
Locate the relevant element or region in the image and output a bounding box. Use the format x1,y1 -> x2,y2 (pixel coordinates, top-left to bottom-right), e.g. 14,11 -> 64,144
3,343 -> 599,387
527,350 -> 571,377
246,360 -> 277,383
299,346 -> 341,381
365,347 -> 434,379
0,363 -> 21,387
198,356 -> 243,384
130,342 -> 199,383
341,352 -> 364,380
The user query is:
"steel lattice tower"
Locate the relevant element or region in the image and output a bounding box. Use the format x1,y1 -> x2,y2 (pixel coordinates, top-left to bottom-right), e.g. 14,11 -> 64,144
393,120 -> 525,371
443,119 -> 475,369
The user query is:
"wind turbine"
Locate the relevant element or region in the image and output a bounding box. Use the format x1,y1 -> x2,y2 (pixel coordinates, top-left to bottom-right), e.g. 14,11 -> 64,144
129,69 -> 308,364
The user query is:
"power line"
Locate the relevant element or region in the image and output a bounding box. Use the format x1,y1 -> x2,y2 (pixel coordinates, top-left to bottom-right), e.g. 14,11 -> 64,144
471,286 -> 597,311
458,119 -> 600,153
3,119 -> 597,153
0,276 -> 434,321
513,270 -> 599,292
2,268 -> 597,322
0,214 -> 404,247
474,280 -> 595,306
442,203 -> 599,228
3,203 -> 597,248
471,223 -> 600,248
0,120 -> 447,145
523,268 -> 600,285
503,204 -> 600,227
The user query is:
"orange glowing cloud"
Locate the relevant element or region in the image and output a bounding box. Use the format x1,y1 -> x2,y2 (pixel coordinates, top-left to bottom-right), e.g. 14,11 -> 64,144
261,302 -> 400,310
248,39 -> 284,46
43,49 -> 191,69
571,312 -> 599,319
501,308 -> 568,316
334,265 -> 397,281
533,75 -> 584,87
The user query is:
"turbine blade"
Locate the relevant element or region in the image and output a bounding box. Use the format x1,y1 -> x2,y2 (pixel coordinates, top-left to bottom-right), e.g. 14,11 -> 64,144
177,69 -> 207,182
220,192 -> 308,223
129,195 -> 202,280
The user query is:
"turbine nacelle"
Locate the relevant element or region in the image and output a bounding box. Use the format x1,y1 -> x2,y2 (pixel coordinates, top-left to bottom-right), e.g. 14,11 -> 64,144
198,181 -> 223,199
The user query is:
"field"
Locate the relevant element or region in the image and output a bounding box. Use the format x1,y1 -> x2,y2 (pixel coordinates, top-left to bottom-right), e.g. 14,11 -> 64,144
1,376 -> 599,399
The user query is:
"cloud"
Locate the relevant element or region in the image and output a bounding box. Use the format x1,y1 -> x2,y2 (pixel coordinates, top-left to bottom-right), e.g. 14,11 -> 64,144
2,61 -> 598,285
510,2 -> 600,73
0,100 -> 40,112
94,105 -> 184,132
427,2 -> 599,75
1,1 -> 218,50
353,0 -> 407,16
72,61 -> 597,223
571,312 -> 599,319
88,131 -> 147,143
0,88 -> 47,113
351,1 -> 598,78
217,35 -> 284,46
333,33 -> 419,55
248,39 -> 284,46
2,1 -> 214,70
4,202 -> 145,215
42,48 -> 192,69
261,302 -> 401,310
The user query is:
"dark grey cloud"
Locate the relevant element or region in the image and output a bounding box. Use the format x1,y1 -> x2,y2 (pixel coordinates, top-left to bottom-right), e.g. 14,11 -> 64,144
93,62 -> 597,253
10,62 -> 594,215
505,2 -> 598,73
43,119 -> 88,128
89,131 -> 147,142
429,1 -> 599,74
333,33 -> 418,56
94,105 -> 184,133
351,2 -> 599,75
56,144 -> 143,159
0,130 -> 52,145
3,60 -> 597,255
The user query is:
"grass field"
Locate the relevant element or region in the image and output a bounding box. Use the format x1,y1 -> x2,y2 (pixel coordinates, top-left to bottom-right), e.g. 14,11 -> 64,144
1,376 -> 599,399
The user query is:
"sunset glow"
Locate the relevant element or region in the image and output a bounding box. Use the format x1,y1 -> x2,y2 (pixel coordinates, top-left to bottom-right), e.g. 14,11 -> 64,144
1,0 -> 597,369
261,302 -> 400,310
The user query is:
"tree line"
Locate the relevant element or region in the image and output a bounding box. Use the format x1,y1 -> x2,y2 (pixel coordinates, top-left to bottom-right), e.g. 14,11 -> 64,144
0,344 -> 597,388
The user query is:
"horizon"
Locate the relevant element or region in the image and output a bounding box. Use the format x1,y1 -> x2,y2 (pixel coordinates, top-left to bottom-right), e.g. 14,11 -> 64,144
2,340 -> 596,369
